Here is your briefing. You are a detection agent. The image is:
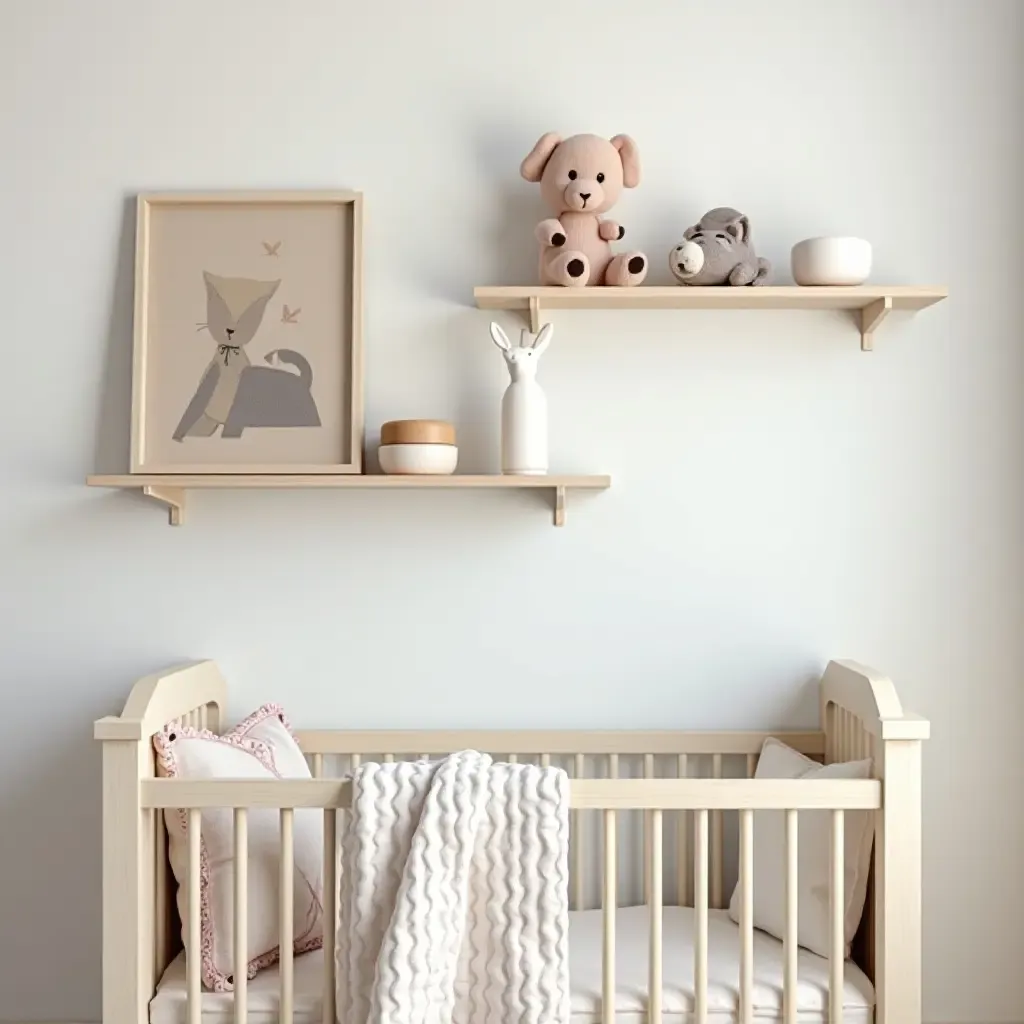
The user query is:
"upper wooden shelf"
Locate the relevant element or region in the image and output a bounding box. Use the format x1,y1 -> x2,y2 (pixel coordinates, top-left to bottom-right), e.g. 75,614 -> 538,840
86,473 -> 610,527
473,285 -> 948,350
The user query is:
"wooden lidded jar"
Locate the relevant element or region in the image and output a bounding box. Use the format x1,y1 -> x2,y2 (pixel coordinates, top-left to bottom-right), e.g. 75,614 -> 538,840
378,419 -> 458,474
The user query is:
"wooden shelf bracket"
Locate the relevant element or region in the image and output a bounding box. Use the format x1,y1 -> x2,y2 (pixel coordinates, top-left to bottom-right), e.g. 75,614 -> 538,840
860,296 -> 893,351
528,295 -> 543,333
142,485 -> 186,526
554,485 -> 566,527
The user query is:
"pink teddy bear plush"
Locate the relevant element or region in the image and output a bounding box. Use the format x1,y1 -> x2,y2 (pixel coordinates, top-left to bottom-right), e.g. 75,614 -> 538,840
520,132 -> 648,287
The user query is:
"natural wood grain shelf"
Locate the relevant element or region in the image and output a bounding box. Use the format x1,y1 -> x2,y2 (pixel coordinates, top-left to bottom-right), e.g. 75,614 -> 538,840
86,473 -> 611,527
474,285 -> 948,350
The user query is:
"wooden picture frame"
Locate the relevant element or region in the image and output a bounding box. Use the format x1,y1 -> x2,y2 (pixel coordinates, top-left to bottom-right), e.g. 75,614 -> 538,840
130,191 -> 364,474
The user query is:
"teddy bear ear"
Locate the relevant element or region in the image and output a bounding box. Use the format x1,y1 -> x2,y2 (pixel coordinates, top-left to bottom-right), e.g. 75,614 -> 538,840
610,134 -> 641,188
726,214 -> 750,243
520,133 -> 562,182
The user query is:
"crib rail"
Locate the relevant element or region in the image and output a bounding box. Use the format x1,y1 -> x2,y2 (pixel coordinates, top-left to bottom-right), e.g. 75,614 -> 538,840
292,729 -> 826,755
141,776 -> 881,809
144,775 -> 880,1024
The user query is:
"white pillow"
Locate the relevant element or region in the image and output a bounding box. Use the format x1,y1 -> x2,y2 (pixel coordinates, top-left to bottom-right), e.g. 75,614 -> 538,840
154,704 -> 323,991
727,737 -> 873,959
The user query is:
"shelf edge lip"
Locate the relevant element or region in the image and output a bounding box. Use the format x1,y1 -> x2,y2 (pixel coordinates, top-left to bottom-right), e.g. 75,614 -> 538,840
473,284 -> 948,304
86,474 -> 612,490
473,284 -> 948,293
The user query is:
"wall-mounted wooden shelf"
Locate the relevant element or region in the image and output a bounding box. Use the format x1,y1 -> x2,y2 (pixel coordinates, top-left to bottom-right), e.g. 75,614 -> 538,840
86,473 -> 611,527
474,285 -> 948,350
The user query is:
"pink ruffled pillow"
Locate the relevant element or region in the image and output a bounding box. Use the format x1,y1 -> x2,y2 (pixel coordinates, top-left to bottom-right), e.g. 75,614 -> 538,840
154,705 -> 323,990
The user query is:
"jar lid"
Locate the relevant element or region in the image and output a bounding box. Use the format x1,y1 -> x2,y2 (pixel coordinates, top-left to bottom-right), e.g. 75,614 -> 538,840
380,419 -> 456,445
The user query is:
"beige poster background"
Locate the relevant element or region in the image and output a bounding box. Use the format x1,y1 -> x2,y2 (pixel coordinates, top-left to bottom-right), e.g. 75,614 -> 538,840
142,201 -> 352,469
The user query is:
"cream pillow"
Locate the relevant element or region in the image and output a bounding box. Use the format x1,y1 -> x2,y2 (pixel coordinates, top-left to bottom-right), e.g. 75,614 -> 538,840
727,737 -> 873,959
154,705 -> 323,991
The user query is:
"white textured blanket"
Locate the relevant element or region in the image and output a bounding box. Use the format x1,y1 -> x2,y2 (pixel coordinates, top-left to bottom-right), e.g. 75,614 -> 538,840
336,750 -> 571,1024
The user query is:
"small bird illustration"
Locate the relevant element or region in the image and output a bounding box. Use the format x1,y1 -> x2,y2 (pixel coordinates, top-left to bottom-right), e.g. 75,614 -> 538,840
281,305 -> 301,324
262,241 -> 282,257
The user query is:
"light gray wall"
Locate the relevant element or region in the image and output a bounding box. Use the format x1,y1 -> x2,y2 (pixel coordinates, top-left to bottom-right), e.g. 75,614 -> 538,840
2,1 -> 1022,1021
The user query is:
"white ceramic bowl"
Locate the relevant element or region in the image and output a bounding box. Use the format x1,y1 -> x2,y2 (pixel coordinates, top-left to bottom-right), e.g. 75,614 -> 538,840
791,236 -> 872,286
378,442 -> 458,475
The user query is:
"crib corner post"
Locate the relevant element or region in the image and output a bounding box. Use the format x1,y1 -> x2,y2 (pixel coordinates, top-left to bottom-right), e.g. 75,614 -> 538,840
96,719 -> 150,1024
874,734 -> 925,1024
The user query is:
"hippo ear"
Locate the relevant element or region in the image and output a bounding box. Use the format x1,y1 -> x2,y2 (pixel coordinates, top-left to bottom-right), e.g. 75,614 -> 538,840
683,224 -> 700,240
610,134 -> 641,187
520,133 -> 562,182
726,214 -> 750,244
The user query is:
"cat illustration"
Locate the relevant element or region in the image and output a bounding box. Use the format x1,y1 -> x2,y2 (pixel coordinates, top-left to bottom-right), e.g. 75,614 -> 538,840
173,271 -> 320,441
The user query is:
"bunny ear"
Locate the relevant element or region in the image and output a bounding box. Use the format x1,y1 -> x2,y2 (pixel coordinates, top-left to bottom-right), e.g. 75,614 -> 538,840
489,322 -> 512,352
531,322 -> 554,355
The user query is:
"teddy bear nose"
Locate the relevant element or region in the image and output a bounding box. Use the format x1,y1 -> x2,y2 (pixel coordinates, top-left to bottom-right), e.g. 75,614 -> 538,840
580,192 -> 591,201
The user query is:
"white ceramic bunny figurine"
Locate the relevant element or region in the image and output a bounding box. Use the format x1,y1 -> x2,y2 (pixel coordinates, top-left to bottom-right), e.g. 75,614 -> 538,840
489,321 -> 553,475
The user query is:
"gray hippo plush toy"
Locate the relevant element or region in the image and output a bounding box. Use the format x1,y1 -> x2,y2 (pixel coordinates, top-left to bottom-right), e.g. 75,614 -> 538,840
669,207 -> 771,286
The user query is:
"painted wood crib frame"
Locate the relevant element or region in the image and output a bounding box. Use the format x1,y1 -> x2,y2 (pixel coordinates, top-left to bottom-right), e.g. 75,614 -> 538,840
94,658 -> 929,1024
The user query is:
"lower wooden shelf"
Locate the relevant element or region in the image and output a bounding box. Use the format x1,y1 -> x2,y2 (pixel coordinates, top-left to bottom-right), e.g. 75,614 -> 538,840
86,473 -> 611,527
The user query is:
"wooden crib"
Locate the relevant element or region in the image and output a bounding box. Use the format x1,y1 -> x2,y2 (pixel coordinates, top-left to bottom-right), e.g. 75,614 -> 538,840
94,658 -> 928,1024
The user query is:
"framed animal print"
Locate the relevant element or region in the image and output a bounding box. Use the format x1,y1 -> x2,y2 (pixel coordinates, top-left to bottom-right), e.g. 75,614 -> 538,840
129,191 -> 363,474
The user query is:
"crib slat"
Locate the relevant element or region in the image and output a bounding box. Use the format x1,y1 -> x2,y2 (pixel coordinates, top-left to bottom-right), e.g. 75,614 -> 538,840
540,753 -> 551,768
649,808 -> 663,1024
644,753 -> 654,904
279,809 -> 294,1024
711,753 -> 723,908
602,809 -> 616,1024
234,809 -> 248,1024
608,752 -> 619,905
831,809 -> 845,1023
155,808 -> 169,975
785,809 -> 798,1024
322,809 -> 337,1024
351,754 -> 362,771
739,809 -> 754,1024
187,809 -> 201,1024
383,753 -> 394,764
695,808 -> 709,1024
312,754 -> 323,778
574,753 -> 585,910
198,704 -> 208,730
677,754 -> 689,906
508,753 -> 518,764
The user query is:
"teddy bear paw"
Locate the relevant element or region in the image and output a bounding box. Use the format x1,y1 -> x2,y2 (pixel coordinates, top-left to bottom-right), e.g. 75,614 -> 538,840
605,252 -> 648,287
545,251 -> 591,287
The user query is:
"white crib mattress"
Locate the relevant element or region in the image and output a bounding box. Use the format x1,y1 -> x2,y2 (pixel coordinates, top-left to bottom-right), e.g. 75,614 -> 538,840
151,906 -> 875,1024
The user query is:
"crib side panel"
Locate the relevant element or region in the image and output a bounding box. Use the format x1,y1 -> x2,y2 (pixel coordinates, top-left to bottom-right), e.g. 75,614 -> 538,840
820,658 -> 928,1024
95,660 -> 226,742
96,662 -> 228,1024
